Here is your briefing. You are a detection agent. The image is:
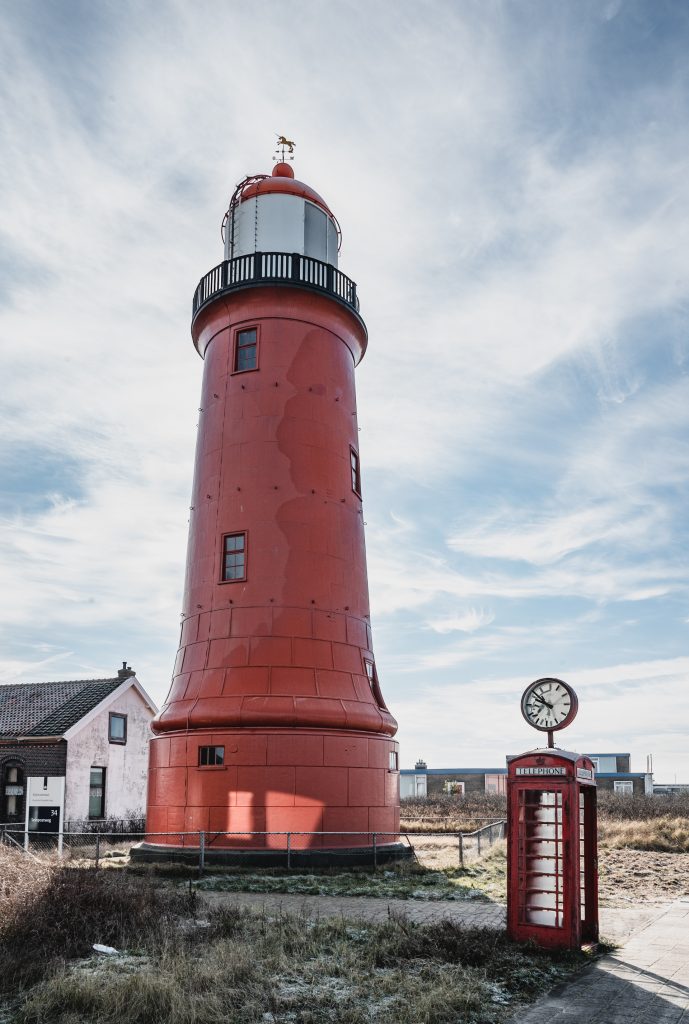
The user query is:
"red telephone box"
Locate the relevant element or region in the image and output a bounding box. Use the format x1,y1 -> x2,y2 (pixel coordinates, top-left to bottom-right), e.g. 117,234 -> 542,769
507,749 -> 598,950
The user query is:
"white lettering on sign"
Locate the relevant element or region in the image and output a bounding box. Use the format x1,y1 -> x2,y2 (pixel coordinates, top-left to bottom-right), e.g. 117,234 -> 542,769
577,768 -> 593,780
515,766 -> 566,776
5,785 -> 23,796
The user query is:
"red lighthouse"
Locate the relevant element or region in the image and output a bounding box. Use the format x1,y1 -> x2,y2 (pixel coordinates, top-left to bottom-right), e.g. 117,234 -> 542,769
144,151 -> 402,861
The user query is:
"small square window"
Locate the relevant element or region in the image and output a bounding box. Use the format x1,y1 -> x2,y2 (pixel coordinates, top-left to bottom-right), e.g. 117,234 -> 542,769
109,712 -> 127,744
389,751 -> 398,772
199,746 -> 225,767
350,448 -> 361,496
234,328 -> 258,372
222,533 -> 246,581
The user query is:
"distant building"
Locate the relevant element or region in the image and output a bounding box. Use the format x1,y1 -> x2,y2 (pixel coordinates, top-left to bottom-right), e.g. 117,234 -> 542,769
401,753 -> 653,798
0,663 -> 157,829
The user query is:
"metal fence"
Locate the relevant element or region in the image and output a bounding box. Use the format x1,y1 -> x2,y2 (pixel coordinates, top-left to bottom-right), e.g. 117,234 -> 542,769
0,819 -> 505,872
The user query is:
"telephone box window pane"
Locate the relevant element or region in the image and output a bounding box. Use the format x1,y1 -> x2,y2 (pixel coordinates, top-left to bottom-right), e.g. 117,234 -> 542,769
199,746 -> 224,766
223,533 -> 246,581
235,329 -> 257,372
389,751 -> 398,771
350,448 -> 361,495
89,767 -> 106,819
517,789 -> 564,928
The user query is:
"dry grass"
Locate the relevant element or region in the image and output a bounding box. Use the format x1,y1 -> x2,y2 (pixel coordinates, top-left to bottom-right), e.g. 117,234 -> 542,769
16,908 -> 586,1024
600,817 -> 689,853
401,792 -> 689,854
0,844 -> 588,1024
0,846 -> 194,995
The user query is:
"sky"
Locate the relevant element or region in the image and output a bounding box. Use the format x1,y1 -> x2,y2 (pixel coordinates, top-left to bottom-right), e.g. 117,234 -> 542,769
1,0 -> 688,782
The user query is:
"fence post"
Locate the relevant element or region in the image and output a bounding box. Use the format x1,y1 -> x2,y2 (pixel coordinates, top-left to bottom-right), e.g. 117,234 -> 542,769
477,829 -> 481,857
287,832 -> 291,870
458,833 -> 464,868
373,832 -> 378,868
198,831 -> 205,875
95,832 -> 100,870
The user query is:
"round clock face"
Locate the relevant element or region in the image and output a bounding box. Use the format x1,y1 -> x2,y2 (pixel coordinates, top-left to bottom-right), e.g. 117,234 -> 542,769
521,677 -> 578,732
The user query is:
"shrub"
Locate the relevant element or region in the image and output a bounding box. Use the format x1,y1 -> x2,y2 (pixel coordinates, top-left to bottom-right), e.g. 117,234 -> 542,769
597,791 -> 689,822
0,846 -> 194,993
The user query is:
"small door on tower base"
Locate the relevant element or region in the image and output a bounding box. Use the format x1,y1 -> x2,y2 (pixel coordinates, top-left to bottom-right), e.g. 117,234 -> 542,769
506,749 -> 598,950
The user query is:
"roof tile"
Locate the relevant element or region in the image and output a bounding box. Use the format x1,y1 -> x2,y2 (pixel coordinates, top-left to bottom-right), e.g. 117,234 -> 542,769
0,678 -> 124,738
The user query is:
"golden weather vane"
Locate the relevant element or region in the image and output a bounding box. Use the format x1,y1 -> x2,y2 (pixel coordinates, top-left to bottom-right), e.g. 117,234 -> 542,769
274,134 -> 296,161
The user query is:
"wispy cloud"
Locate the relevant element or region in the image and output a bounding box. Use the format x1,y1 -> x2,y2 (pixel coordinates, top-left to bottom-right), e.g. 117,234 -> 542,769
1,1 -> 689,782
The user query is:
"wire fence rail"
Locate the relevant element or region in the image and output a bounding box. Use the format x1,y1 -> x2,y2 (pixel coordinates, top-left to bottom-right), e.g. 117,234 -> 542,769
0,819 -> 505,872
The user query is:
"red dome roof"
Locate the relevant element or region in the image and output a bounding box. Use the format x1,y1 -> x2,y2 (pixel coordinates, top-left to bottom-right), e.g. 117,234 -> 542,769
240,163 -> 334,217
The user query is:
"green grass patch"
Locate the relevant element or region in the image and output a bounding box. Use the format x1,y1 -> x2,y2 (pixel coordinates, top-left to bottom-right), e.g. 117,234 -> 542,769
191,840 -> 508,903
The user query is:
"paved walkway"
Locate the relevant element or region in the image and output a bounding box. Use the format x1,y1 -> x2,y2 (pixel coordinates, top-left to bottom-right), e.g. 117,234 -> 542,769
200,890 -> 663,945
201,892 -> 689,1021
506,899 -> 689,1024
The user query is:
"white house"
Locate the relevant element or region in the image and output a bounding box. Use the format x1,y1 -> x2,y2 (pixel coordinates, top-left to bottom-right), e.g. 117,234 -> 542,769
0,663 -> 157,830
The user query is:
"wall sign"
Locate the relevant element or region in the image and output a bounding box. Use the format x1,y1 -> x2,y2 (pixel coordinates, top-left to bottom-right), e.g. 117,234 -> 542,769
24,777 -> 65,837
515,766 -> 567,776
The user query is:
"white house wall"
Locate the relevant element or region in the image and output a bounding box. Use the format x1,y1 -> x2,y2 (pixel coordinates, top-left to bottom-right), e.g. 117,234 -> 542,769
64,686 -> 153,822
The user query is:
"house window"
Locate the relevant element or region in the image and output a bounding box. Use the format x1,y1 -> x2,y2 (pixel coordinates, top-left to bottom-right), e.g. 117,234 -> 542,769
443,781 -> 465,796
589,758 -> 599,772
89,767 -> 106,819
2,762 -> 25,822
614,780 -> 634,795
199,746 -> 225,767
389,751 -> 398,772
109,712 -> 127,744
350,447 -> 361,496
364,658 -> 387,710
222,533 -> 246,581
415,775 -> 427,797
234,328 -> 258,372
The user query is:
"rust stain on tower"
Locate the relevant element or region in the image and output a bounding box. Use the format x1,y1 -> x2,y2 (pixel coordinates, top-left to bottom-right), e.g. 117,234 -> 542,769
143,157 -> 402,861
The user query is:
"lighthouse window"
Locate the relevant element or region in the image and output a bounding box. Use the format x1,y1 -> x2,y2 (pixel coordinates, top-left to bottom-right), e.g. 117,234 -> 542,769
222,533 -> 246,581
350,448 -> 361,496
199,746 -> 225,767
304,203 -> 327,262
364,658 -> 387,710
234,328 -> 258,372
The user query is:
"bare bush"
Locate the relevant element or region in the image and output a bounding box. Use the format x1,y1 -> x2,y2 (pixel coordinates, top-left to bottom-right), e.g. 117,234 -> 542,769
400,793 -> 507,832
0,845 -> 195,994
597,791 -> 689,822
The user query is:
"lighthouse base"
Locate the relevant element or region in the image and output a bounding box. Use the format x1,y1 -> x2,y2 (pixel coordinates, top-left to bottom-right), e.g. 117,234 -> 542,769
145,726 -> 401,854
130,840 -> 411,868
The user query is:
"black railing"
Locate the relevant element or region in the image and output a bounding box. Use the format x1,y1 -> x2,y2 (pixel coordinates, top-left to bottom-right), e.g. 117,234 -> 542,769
192,252 -> 360,320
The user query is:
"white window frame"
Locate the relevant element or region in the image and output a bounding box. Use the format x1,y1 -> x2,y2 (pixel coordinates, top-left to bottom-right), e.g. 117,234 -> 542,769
613,780 -> 634,795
